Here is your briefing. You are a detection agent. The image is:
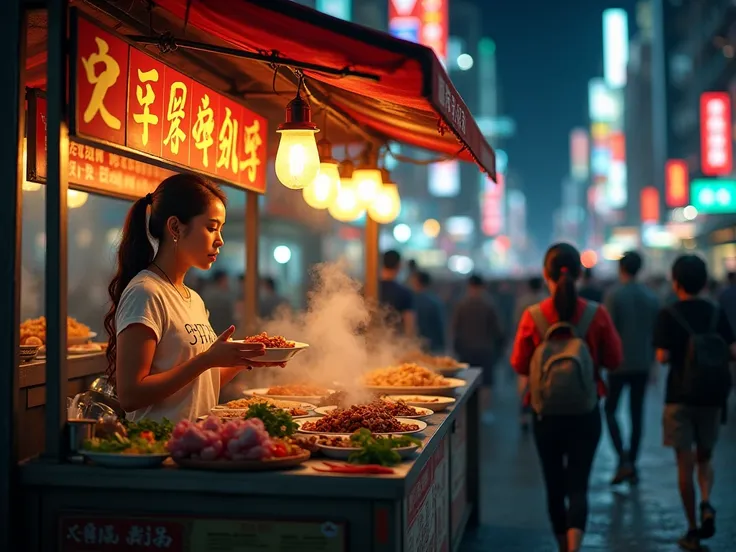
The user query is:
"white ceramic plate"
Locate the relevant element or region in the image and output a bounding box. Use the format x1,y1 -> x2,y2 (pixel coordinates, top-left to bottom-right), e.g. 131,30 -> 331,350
363,377 -> 466,397
215,399 -> 316,411
244,388 -> 335,404
383,395 -> 457,412
314,405 -> 434,420
296,417 -> 427,436
428,362 -> 470,376
233,340 -> 309,363
317,443 -> 420,460
68,343 -> 104,355
209,407 -> 313,420
82,451 -> 169,468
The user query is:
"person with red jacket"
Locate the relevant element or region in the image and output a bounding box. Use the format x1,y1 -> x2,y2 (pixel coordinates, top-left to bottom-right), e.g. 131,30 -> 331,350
511,243 -> 623,552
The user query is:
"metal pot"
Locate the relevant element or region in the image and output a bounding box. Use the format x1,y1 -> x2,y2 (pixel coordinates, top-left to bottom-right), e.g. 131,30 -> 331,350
66,418 -> 96,455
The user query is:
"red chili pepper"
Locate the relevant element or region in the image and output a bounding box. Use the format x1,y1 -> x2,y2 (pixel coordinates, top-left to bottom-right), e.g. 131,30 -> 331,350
139,431 -> 155,443
314,462 -> 394,475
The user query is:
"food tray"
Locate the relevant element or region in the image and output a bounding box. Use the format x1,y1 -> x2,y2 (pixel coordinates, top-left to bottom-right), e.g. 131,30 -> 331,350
173,450 -> 310,471
82,452 -> 169,469
383,395 -> 456,412
426,362 -> 470,376
296,417 -> 428,437
363,377 -> 467,397
317,443 -> 420,460
233,341 -> 309,363
244,388 -> 335,403
314,405 -> 434,420
208,408 -> 313,420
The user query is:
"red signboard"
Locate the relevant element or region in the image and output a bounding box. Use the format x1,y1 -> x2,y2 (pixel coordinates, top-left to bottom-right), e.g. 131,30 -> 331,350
388,0 -> 449,61
641,186 -> 660,223
71,10 -> 267,193
28,92 -> 173,200
700,92 -> 733,177
665,159 -> 689,208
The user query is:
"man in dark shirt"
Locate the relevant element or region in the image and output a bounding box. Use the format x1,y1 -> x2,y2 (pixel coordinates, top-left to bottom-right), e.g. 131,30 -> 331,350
604,251 -> 659,485
579,267 -> 604,303
653,254 -> 736,551
409,271 -> 446,353
378,250 -> 414,336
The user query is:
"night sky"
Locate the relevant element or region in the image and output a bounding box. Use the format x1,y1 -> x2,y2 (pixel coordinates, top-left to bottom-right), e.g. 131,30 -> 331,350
481,0 -> 639,246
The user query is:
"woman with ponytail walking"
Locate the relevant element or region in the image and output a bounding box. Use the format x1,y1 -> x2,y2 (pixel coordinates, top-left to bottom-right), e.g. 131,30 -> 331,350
104,174 -> 280,422
510,243 -> 622,552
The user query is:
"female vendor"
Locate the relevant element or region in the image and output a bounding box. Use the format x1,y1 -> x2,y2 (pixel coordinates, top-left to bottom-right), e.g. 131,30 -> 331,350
104,174 -> 277,421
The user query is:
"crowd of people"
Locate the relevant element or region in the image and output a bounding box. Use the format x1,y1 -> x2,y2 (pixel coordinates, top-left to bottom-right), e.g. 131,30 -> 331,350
378,246 -> 735,552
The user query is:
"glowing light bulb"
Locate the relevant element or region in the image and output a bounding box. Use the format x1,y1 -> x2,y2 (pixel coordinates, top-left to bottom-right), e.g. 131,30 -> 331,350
328,179 -> 365,222
67,189 -> 89,209
368,183 -> 401,224
275,129 -> 320,189
303,162 -> 340,209
353,168 -> 383,207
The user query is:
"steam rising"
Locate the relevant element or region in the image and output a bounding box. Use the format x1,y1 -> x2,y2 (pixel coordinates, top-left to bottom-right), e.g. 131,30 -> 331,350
234,262 -> 422,397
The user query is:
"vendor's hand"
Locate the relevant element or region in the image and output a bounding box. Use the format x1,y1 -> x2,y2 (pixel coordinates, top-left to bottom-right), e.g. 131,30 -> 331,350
203,326 -> 265,368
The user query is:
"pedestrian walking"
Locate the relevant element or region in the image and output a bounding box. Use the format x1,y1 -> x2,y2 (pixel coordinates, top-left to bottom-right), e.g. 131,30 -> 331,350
603,251 -> 660,484
653,254 -> 735,551
511,243 -> 622,552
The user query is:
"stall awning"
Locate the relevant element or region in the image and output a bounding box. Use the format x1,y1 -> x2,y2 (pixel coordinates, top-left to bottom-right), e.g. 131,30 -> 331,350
152,0 -> 496,178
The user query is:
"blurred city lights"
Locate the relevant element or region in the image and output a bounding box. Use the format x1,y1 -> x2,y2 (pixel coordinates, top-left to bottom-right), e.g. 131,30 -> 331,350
457,53 -> 474,70
393,223 -> 412,243
448,255 -> 474,275
423,218 -> 441,238
581,249 -> 598,268
683,205 -> 698,220
273,245 -> 292,264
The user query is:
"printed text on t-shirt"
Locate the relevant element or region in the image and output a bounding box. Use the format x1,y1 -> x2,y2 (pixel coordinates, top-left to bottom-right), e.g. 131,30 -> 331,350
185,323 -> 217,346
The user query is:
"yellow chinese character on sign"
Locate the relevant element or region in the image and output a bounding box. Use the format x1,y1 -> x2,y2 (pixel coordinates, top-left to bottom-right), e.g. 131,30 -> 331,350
239,119 -> 262,183
84,163 -> 95,181
133,68 -> 160,146
192,94 -> 215,168
217,107 -> 239,174
81,37 -> 122,130
163,82 -> 187,155
99,166 -> 109,184
95,149 -> 104,164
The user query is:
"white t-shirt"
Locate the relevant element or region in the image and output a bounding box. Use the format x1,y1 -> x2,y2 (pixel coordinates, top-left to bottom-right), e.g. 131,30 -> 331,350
116,270 -> 220,422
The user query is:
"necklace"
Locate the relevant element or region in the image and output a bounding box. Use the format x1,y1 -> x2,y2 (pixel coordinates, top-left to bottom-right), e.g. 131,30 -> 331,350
151,261 -> 191,304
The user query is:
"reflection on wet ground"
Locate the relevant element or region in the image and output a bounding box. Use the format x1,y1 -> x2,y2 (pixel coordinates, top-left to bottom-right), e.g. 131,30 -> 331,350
460,369 -> 735,551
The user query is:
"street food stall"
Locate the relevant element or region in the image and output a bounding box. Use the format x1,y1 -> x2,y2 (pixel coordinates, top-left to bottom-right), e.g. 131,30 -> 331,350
0,1 -> 496,551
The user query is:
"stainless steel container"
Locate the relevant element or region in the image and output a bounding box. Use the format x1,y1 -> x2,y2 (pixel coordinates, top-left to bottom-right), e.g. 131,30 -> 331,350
66,418 -> 96,454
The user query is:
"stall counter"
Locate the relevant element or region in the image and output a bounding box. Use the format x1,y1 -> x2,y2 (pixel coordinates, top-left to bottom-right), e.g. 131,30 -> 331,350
19,370 -> 482,552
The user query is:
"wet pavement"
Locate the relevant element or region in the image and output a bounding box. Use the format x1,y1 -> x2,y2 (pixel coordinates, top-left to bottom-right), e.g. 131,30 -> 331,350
460,369 -> 736,552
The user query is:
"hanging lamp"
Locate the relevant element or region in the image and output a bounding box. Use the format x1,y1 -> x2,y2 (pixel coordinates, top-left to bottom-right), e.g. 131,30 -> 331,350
352,143 -> 383,208
328,160 -> 364,222
275,75 -> 321,189
302,114 -> 340,209
368,168 -> 401,224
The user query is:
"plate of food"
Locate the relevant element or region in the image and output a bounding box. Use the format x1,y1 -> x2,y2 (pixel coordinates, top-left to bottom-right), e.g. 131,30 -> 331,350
236,332 -> 308,363
401,352 -> 470,375
245,385 -> 335,404
297,404 -> 428,436
315,402 -> 434,420
213,397 -> 315,418
19,345 -> 40,363
68,342 -> 105,355
20,315 -> 96,347
168,415 -> 309,471
316,431 -> 422,461
81,433 -> 170,469
362,364 -> 466,396
383,395 -> 456,412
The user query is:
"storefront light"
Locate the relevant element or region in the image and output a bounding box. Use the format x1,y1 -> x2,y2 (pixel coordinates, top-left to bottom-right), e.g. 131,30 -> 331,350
275,82 -> 320,190
302,138 -> 340,209
353,144 -> 383,207
328,160 -> 364,222
67,189 -> 89,209
393,223 -> 411,243
683,205 -> 698,221
423,218 -> 441,238
367,169 -> 401,224
273,245 -> 292,264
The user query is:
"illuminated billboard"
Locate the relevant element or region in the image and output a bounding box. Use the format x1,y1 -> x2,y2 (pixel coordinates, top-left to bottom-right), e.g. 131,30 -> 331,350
388,0 -> 448,60
570,128 -> 589,180
603,9 -> 629,88
700,92 -> 733,176
317,0 -> 352,21
691,178 -> 736,214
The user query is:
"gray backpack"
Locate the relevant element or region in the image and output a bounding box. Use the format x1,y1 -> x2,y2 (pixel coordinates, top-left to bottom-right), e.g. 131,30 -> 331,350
528,302 -> 599,416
